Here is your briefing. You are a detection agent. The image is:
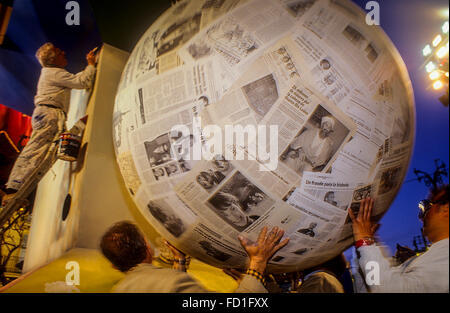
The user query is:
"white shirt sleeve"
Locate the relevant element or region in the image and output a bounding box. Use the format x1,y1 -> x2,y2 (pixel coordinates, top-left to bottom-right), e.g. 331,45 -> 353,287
54,65 -> 96,89
358,241 -> 449,293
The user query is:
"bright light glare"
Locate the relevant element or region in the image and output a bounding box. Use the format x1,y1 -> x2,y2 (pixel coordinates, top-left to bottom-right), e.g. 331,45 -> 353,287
433,35 -> 442,47
443,21 -> 449,34
433,80 -> 443,90
436,44 -> 449,58
429,71 -> 440,80
423,44 -> 432,56
426,62 -> 436,73
446,72 -> 450,78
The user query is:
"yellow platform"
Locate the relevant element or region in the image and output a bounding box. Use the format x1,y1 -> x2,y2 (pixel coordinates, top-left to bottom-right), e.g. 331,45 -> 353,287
1,248 -> 238,293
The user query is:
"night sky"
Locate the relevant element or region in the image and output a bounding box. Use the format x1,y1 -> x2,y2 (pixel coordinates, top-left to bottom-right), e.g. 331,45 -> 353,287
0,0 -> 449,256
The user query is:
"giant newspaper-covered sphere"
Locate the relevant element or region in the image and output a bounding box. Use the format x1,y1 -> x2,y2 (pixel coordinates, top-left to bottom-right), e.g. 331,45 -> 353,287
113,0 -> 414,273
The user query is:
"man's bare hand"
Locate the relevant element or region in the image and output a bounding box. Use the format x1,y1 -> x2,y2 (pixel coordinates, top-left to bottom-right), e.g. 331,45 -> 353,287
238,226 -> 289,273
348,197 -> 379,241
86,48 -> 97,66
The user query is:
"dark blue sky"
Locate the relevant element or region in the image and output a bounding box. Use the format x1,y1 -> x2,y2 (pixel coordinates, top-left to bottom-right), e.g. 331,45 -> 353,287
0,0 -> 448,255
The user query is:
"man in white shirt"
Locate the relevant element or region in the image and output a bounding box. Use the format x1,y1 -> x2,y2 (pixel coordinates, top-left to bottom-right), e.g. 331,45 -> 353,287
348,185 -> 449,293
2,43 -> 97,205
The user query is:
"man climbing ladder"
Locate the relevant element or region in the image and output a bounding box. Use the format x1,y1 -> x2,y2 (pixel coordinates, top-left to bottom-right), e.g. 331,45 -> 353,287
0,43 -> 97,227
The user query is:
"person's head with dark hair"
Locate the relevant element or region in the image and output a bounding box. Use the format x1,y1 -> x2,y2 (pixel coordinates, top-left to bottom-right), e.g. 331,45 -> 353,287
420,184 -> 449,243
100,221 -> 152,272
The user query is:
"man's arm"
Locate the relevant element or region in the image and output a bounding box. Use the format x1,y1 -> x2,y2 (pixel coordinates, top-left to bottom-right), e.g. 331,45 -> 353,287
349,198 -> 448,292
356,244 -> 426,292
55,48 -> 97,89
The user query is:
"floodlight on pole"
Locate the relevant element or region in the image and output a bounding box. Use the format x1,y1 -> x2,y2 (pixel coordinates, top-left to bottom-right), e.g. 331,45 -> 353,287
426,61 -> 436,73
421,20 -> 448,106
429,71 -> 441,80
433,34 -> 443,47
423,44 -> 432,56
436,43 -> 449,59
433,80 -> 444,90
443,21 -> 449,34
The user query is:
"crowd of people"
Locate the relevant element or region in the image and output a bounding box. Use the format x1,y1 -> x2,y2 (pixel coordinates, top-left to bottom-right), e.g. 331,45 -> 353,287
100,184 -> 449,293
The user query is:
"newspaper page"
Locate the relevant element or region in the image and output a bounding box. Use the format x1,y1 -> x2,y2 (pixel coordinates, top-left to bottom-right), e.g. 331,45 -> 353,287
129,104 -> 201,199
343,141 -> 410,224
173,155 -> 311,267
133,187 -> 199,243
201,35 -> 304,130
299,0 -> 391,93
172,142 -> 355,268
331,65 -> 412,184
372,142 -> 411,217
331,134 -> 380,183
122,0 -> 245,88
267,187 -> 349,265
299,171 -> 356,212
347,183 -> 376,219
178,0 -> 296,78
113,86 -> 139,155
200,77 -> 357,200
260,78 -> 357,187
132,1 -> 203,79
116,152 -> 142,197
282,0 -> 414,192
114,86 -> 143,196
199,0 -> 244,29
288,28 -> 357,107
135,59 -> 225,127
